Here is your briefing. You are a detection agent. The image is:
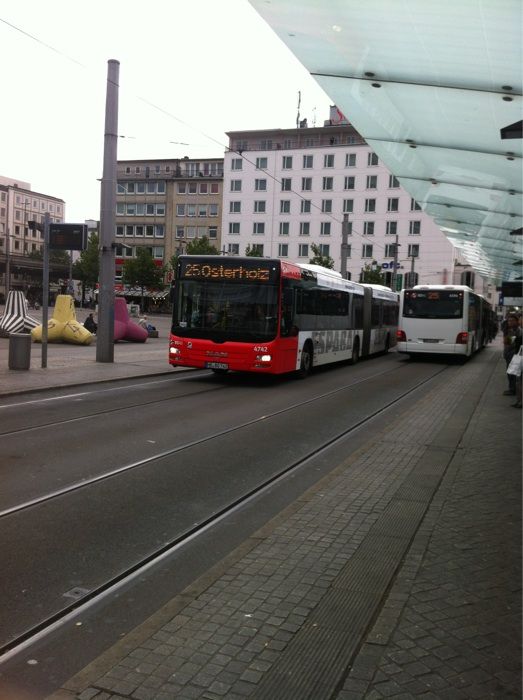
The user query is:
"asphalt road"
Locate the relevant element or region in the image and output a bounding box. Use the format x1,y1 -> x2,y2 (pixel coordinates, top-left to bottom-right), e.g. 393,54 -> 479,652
0,351 -> 461,694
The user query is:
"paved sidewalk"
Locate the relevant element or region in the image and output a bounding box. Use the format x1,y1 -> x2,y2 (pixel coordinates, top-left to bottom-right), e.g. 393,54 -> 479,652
44,346 -> 521,700
0,313 -> 180,396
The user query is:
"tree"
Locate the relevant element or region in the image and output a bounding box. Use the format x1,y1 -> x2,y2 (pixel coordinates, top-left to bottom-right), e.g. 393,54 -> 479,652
185,237 -> 219,255
359,260 -> 386,284
309,243 -> 334,269
72,232 -> 100,305
245,244 -> 263,257
122,248 -> 166,312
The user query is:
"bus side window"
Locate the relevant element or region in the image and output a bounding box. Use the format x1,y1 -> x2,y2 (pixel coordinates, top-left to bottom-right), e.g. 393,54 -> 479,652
281,286 -> 294,337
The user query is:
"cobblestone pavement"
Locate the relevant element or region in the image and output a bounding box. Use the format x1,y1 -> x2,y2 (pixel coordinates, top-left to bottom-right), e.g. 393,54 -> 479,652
46,348 -> 521,700
339,358 -> 522,700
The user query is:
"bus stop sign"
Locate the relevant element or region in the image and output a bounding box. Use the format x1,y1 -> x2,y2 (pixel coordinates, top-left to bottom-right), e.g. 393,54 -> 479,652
49,224 -> 87,251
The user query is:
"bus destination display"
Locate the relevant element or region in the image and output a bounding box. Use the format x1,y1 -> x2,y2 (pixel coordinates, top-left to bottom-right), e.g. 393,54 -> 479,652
180,260 -> 277,283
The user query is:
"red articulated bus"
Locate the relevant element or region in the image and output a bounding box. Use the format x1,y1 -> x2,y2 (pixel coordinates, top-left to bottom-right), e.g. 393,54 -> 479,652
169,256 -> 398,377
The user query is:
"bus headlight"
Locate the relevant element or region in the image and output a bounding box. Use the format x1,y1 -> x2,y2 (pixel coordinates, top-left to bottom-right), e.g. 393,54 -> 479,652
256,354 -> 272,363
170,346 -> 181,356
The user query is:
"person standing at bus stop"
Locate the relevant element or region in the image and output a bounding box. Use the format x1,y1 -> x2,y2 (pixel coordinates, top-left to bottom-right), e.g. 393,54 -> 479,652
502,314 -> 521,396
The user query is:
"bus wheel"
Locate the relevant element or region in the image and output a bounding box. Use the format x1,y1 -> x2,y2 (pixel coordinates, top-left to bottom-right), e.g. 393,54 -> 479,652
297,343 -> 313,378
212,368 -> 229,375
350,338 -> 360,365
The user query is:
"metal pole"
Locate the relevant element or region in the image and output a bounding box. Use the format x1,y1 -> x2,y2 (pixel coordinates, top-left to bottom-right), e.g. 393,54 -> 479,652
96,59 -> 120,363
340,213 -> 349,279
42,213 -> 50,368
5,187 -> 11,297
392,234 -> 399,291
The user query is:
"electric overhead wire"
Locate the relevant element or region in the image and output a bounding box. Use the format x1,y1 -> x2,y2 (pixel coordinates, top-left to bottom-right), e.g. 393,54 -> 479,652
1,14 -> 419,263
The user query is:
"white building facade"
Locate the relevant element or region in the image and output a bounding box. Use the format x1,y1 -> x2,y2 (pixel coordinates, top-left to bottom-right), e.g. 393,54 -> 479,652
222,124 -> 458,290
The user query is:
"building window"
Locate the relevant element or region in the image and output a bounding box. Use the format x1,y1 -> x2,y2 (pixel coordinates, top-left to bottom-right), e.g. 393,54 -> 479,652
365,198 -> 376,213
279,221 -> 290,236
461,271 -> 475,287
411,198 -> 422,211
345,244 -> 352,258
255,179 -> 267,191
253,222 -> 265,235
385,244 -> 397,257
345,153 -> 356,167
367,152 -> 378,166
230,201 -> 241,213
282,156 -> 293,169
362,244 -> 373,258
280,200 -> 291,213
408,244 -> 420,258
116,225 -> 124,237
251,243 -> 264,256
387,198 -> 399,212
303,155 -> 313,169
343,199 -> 354,214
254,200 -> 266,213
344,176 -> 355,190
229,222 -> 240,234
320,222 -> 331,236
301,200 -> 311,213
210,183 -> 219,194
176,226 -> 185,239
319,244 -> 330,257
302,177 -> 312,191
389,175 -> 400,188
404,272 -> 419,287
209,204 -> 218,216
198,205 -> 207,217
199,183 -> 208,194
322,177 -> 334,191
366,175 -> 377,189
298,244 -> 309,257
299,221 -> 310,236
207,226 -> 217,240
256,157 -> 268,169
228,243 -> 240,255
363,221 -> 375,236
230,180 -> 242,192
187,204 -> 196,217
324,154 -> 335,168
386,221 -> 398,235
281,178 -> 292,191
321,199 -> 332,213
409,220 -> 421,235
278,243 -> 289,257
231,158 -> 242,170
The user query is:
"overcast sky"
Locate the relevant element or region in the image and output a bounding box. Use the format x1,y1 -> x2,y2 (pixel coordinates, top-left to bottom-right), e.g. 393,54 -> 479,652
1,0 -> 332,222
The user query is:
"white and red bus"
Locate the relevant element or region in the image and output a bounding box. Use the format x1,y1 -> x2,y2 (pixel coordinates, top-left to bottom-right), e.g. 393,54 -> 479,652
396,285 -> 492,357
169,256 -> 398,376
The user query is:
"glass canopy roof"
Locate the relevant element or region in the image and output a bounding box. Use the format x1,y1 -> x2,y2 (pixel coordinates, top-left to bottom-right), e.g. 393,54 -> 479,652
250,0 -> 522,283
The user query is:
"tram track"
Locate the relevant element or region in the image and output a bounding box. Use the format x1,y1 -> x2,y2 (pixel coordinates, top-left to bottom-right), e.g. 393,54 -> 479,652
2,361 -> 413,518
0,362 -> 450,663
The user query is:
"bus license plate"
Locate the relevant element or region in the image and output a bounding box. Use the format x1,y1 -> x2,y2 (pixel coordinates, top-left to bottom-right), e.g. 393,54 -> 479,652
205,362 -> 229,370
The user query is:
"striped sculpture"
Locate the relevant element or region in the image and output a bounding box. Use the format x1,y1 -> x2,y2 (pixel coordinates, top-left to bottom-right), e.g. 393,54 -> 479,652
31,295 -> 93,345
0,291 -> 39,337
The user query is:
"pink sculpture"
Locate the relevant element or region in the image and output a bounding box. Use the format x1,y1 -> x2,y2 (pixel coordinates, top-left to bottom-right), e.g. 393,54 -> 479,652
114,297 -> 148,342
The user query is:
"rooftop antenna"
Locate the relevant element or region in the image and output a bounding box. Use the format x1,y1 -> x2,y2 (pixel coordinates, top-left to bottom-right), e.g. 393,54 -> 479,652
296,90 -> 301,129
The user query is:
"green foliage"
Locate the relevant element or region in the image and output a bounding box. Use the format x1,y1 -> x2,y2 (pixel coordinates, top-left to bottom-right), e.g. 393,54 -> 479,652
185,237 -> 219,255
309,243 -> 334,269
72,232 -> 99,288
122,247 -> 165,289
28,249 -> 72,265
360,261 -> 386,284
245,244 -> 263,257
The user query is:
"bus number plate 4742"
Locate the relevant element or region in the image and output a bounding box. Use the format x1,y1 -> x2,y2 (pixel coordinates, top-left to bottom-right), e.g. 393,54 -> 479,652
205,362 -> 229,370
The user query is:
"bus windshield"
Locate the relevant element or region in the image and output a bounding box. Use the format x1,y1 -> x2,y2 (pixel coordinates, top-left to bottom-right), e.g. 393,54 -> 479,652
403,290 -> 464,319
173,280 -> 280,342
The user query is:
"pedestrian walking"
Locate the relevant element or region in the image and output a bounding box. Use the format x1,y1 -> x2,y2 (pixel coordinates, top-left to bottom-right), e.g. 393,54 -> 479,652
503,314 -> 522,396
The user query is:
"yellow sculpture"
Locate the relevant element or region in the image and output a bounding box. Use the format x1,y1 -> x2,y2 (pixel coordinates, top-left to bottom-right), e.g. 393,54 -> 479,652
31,295 -> 93,345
